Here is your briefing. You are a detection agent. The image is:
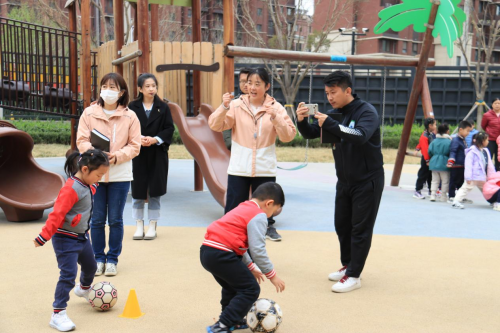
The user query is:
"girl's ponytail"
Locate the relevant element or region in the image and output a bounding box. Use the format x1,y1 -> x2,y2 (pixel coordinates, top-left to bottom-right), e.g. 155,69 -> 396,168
472,131 -> 489,149
64,149 -> 110,177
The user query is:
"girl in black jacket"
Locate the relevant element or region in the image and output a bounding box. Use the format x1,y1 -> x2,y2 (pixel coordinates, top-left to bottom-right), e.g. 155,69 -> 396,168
128,73 -> 174,240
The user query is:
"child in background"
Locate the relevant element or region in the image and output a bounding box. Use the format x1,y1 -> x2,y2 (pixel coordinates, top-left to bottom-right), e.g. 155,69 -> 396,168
34,150 -> 109,332
428,123 -> 452,202
201,182 -> 286,333
482,171 -> 500,211
465,119 -> 479,148
452,132 -> 496,209
413,118 -> 436,199
448,121 -> 473,203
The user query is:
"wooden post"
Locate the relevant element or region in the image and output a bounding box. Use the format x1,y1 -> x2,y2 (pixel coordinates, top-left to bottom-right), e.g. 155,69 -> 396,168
391,1 -> 440,187
114,0 -> 125,75
68,2 -> 78,151
137,0 -> 150,74
192,0 -> 203,191
223,0 -> 235,94
81,0 -> 92,109
420,74 -> 434,119
151,4 -> 159,41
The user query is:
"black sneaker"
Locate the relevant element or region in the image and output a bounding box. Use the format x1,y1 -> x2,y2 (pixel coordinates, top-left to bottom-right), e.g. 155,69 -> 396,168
207,321 -> 230,333
230,318 -> 249,331
266,226 -> 282,241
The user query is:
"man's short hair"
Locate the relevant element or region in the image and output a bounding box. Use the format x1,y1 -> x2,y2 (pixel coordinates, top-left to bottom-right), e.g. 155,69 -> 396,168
459,120 -> 472,129
252,183 -> 285,207
238,67 -> 252,78
323,70 -> 352,91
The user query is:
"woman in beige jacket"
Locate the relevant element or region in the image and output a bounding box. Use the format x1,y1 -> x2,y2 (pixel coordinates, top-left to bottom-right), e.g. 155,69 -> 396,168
208,68 -> 296,241
77,73 -> 141,276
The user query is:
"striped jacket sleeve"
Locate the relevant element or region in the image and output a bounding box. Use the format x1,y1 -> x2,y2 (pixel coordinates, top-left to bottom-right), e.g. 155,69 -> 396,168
35,186 -> 79,246
246,213 -> 276,279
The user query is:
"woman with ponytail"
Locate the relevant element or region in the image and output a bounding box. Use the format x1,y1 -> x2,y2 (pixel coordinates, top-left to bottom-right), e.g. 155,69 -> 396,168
76,72 -> 141,276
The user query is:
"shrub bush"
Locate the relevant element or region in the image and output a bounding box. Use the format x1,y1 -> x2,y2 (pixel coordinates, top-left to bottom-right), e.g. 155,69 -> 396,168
7,119 -> 448,150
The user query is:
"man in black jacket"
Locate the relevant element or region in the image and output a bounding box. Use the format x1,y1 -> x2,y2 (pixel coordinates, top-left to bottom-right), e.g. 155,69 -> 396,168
296,71 -> 384,293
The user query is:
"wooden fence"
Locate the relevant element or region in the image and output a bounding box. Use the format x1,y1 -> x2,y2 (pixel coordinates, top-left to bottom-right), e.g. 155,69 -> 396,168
95,41 -> 224,114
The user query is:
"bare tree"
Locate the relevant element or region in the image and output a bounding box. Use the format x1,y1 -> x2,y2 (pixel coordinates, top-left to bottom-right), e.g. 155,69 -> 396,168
236,0 -> 355,120
458,1 -> 500,128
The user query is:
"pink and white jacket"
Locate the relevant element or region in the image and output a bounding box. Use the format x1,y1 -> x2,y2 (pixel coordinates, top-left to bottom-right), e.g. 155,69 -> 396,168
208,94 -> 296,177
483,171 -> 500,201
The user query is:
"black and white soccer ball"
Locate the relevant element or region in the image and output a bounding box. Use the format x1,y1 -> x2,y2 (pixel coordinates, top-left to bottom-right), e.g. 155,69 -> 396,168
88,281 -> 118,311
247,298 -> 283,333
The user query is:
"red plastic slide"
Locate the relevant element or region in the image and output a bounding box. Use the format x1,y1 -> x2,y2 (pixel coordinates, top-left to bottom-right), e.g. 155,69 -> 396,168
0,122 -> 65,222
169,102 -> 230,207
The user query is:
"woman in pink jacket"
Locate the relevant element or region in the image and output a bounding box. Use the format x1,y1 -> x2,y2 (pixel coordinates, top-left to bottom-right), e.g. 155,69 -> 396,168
77,73 -> 141,276
208,68 -> 296,241
483,171 -> 500,211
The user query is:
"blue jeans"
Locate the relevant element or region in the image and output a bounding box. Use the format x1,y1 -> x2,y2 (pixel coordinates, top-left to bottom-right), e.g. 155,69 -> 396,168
91,181 -> 130,265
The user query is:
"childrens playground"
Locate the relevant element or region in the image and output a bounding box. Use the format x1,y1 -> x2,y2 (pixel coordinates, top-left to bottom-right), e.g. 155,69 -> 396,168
0,0 -> 499,332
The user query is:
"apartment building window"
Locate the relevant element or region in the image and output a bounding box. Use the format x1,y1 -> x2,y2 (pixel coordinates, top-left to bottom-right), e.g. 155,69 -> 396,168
170,12 -> 176,21
479,1 -> 484,13
257,8 -> 262,16
380,39 -> 396,53
456,56 -> 462,66
475,49 -> 478,61
257,24 -> 262,32
380,0 -> 399,7
402,41 -> 407,53
188,9 -> 192,17
497,5 -> 500,16
412,43 -> 418,55
287,8 -> 293,15
188,27 -> 192,35
169,31 -> 176,40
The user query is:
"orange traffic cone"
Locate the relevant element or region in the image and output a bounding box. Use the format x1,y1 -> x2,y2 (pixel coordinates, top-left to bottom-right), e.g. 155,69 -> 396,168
119,289 -> 145,319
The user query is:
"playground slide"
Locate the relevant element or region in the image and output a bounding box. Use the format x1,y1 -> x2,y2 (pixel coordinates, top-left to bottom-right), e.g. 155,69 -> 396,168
169,102 -> 230,208
0,122 -> 65,222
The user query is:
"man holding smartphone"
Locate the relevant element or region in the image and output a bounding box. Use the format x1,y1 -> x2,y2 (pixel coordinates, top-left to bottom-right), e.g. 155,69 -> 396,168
296,71 -> 384,293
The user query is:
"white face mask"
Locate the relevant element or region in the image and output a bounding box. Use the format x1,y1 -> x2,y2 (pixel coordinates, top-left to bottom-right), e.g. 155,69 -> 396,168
100,89 -> 120,105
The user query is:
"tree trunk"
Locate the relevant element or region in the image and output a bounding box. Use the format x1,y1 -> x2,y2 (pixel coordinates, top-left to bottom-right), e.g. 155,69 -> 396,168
477,91 -> 485,130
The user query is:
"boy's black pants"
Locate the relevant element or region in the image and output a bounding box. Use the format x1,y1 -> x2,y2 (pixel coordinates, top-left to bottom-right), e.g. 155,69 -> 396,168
200,245 -> 260,327
225,175 -> 276,226
335,176 -> 384,278
449,167 -> 465,198
415,156 -> 432,192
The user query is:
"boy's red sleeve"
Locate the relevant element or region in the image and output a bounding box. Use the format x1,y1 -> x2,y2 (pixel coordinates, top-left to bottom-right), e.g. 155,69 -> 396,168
419,133 -> 430,161
35,186 -> 79,246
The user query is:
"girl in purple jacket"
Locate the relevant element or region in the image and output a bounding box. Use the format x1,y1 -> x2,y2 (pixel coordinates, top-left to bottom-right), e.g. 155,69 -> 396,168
452,132 -> 496,209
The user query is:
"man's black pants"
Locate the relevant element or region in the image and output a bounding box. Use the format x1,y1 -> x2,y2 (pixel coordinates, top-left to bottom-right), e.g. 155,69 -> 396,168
200,245 -> 260,327
225,175 -> 276,226
415,156 -> 432,192
449,167 -> 465,198
335,176 -> 384,278
487,140 -> 499,171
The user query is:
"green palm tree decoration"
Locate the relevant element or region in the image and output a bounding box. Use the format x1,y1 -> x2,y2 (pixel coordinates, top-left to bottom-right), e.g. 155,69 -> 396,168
374,0 -> 466,58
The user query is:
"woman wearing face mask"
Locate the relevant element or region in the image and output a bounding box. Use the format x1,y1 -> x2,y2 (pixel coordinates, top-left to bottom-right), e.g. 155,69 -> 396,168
208,67 -> 296,242
77,72 -> 141,276
128,73 -> 174,240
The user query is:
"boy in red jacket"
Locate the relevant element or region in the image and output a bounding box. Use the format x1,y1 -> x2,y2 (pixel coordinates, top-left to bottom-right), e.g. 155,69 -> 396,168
201,182 -> 286,333
414,118 -> 436,199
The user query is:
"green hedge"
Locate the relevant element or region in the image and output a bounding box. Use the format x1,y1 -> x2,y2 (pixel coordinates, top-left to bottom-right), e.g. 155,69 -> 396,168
7,120 -> 447,150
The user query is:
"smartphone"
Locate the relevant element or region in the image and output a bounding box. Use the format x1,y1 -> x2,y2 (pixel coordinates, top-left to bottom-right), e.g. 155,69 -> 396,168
304,103 -> 318,116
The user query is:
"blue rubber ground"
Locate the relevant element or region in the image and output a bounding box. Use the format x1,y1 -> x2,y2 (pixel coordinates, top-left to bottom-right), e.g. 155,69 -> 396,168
25,158 -> 500,241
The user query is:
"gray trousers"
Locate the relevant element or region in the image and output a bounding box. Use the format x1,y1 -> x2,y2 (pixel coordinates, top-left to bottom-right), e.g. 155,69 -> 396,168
132,196 -> 161,220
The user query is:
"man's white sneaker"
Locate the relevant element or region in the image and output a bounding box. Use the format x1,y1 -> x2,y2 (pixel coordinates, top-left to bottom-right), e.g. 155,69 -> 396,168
452,202 -> 465,209
328,266 -> 347,281
105,263 -> 117,276
461,198 -> 473,204
493,203 -> 500,211
332,275 -> 361,293
95,262 -> 105,276
50,310 -> 76,332
448,197 -> 455,204
73,284 -> 90,300
429,195 -> 436,202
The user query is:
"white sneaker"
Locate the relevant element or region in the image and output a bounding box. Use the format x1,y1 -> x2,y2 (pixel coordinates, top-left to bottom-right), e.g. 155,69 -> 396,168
95,262 -> 105,276
144,220 -> 157,240
493,203 -> 500,211
49,310 -> 76,332
461,198 -> 473,204
332,276 -> 361,293
73,284 -> 90,300
133,219 -> 145,240
430,195 -> 436,202
328,266 -> 347,281
104,263 -> 117,276
452,202 -> 465,209
448,197 -> 455,204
